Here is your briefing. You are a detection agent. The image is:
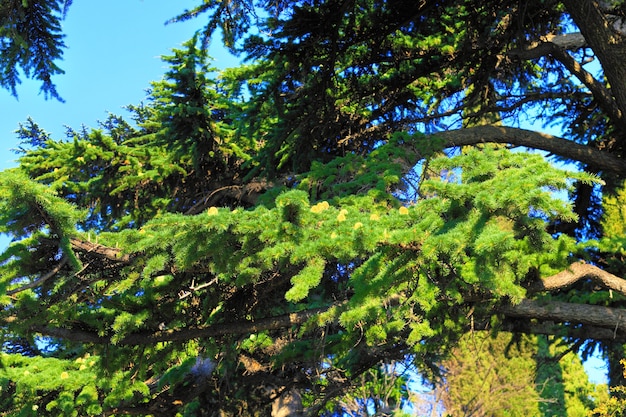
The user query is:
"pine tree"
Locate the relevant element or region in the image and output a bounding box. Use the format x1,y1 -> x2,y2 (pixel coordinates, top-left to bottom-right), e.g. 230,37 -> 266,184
2,0 -> 626,415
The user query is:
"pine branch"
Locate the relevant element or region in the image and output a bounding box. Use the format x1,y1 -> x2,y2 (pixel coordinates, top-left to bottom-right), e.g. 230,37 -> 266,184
69,237 -> 132,264
527,261 -> 626,295
6,257 -> 68,296
25,305 -> 335,346
500,298 -> 626,339
426,125 -> 626,173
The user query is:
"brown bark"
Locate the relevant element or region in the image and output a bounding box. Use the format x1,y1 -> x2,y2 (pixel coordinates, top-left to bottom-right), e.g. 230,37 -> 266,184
497,317 -> 622,341
427,125 -> 625,173
528,261 -> 626,295
271,388 -> 303,417
563,0 -> 626,128
70,237 -> 132,264
184,179 -> 273,215
6,257 -> 68,296
501,298 -> 626,338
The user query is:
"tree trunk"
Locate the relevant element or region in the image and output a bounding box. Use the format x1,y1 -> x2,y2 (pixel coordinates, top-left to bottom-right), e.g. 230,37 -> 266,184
563,0 -> 626,129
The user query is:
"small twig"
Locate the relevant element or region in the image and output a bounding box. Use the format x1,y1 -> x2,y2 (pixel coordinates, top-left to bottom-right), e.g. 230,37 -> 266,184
191,277 -> 218,292
179,277 -> 219,299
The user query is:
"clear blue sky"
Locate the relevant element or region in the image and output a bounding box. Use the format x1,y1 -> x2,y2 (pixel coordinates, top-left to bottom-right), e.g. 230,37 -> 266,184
0,0 -> 239,169
0,0 -> 609,387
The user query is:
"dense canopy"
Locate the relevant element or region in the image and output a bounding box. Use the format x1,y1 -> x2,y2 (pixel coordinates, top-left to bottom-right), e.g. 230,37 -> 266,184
1,0 -> 626,415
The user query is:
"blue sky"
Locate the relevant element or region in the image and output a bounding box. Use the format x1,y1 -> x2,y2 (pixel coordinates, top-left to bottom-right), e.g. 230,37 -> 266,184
0,0 -> 239,169
0,1 -> 609,388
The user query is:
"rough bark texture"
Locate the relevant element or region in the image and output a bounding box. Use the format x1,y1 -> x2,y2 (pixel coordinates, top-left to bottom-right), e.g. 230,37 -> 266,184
70,237 -> 132,263
427,125 -> 625,173
502,299 -> 626,339
563,0 -> 626,128
528,261 -> 626,295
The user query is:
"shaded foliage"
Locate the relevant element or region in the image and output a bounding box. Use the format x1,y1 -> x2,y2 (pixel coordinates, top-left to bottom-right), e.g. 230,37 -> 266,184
0,0 -> 71,100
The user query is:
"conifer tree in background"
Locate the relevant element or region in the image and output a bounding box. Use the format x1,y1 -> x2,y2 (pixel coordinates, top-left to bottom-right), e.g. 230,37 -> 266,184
3,0 -> 626,415
435,332 -> 599,416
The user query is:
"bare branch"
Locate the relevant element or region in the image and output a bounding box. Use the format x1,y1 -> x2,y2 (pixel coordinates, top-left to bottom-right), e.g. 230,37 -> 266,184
426,125 -> 626,173
508,28 -> 624,126
69,237 -> 132,264
497,318 -> 624,342
501,298 -> 626,338
547,44 -> 623,124
509,33 -> 587,59
528,261 -> 626,296
184,179 -> 273,215
563,0 -> 626,130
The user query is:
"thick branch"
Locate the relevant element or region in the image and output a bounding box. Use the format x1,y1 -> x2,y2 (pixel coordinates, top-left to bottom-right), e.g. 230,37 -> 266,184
497,318 -> 624,342
528,261 -> 626,296
564,0 -> 626,130
509,33 -> 587,59
548,43 -> 623,124
501,298 -> 626,337
429,125 -> 625,173
22,288 -> 626,347
184,179 -> 274,215
27,306 -> 331,346
69,237 -> 132,264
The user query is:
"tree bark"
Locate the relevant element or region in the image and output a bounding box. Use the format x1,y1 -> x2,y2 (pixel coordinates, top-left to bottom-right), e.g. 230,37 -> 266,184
563,0 -> 626,128
70,237 -> 132,264
528,261 -> 626,295
271,388 -> 303,417
24,305 -> 333,346
501,298 -> 626,338
424,125 -> 625,173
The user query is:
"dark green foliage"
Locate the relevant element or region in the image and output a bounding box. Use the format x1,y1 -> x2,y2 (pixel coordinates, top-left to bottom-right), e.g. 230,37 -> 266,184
17,37 -> 252,230
0,0 -> 71,100
0,133 -> 594,413
2,0 -> 626,415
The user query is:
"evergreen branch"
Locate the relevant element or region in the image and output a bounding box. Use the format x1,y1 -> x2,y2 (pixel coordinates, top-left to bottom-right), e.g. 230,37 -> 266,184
21,298 -> 626,348
508,33 -> 587,59
69,237 -> 132,264
121,305 -> 331,345
428,125 -> 626,173
25,305 -> 336,346
527,261 -> 626,295
500,298 -> 626,338
184,179 -> 272,214
6,256 -> 68,296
